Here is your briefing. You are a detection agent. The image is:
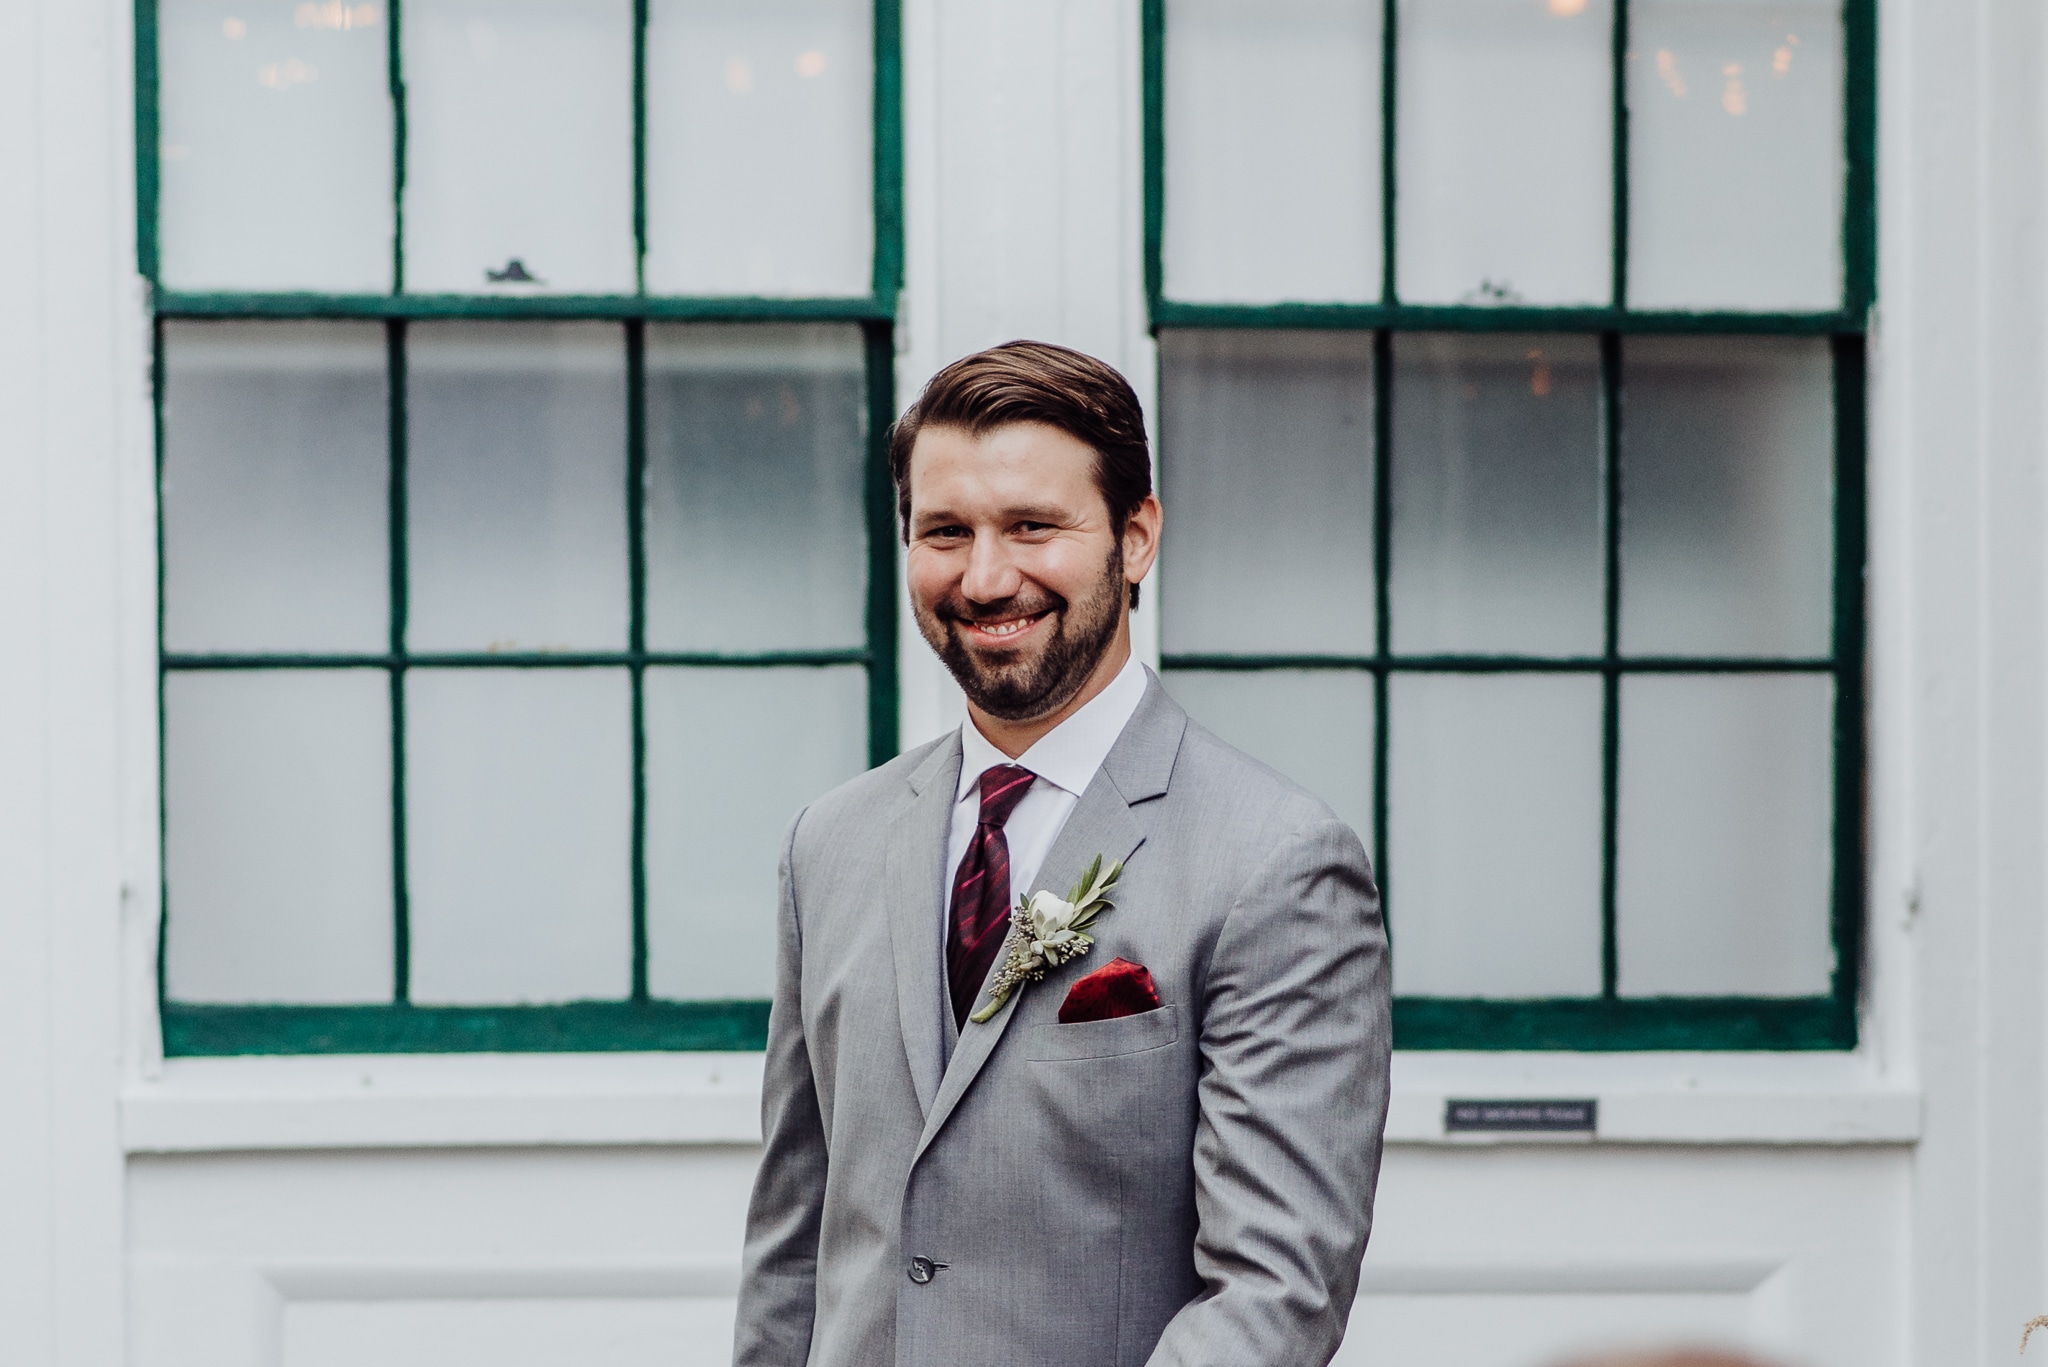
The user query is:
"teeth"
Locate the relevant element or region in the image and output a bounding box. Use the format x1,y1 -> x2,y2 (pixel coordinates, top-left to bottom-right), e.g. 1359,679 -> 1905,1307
976,617 -> 1033,637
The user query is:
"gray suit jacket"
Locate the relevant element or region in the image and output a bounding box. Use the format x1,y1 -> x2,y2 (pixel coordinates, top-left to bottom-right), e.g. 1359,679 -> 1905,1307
734,674 -> 1392,1367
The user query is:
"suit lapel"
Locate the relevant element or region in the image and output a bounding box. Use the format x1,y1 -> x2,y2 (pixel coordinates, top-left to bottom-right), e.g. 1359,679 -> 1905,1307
886,734 -> 962,1119
910,677 -> 1187,1164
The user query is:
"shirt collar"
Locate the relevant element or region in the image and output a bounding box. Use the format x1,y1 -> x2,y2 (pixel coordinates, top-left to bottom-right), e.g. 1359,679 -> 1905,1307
956,653 -> 1151,802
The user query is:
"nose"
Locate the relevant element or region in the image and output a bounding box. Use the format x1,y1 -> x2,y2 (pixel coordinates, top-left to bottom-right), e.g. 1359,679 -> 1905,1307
959,531 -> 1024,605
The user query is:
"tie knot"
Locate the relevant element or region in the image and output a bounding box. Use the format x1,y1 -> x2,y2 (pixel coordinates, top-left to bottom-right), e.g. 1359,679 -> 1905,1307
976,765 -> 1035,828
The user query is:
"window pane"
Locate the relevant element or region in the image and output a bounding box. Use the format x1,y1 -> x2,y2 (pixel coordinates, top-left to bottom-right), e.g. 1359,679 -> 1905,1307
158,0 -> 394,291
1388,673 -> 1603,997
162,321 -> 390,654
1627,0 -> 1844,310
402,0 -> 634,293
644,325 -> 867,652
644,666 -> 868,999
164,670 -> 393,1004
1617,673 -> 1833,996
1390,333 -> 1604,655
1162,0 -> 1381,304
405,668 -> 632,1004
1620,337 -> 1833,656
406,322 -> 629,652
644,0 -> 873,296
1163,670 -> 1375,851
1395,0 -> 1612,306
1160,332 -> 1377,655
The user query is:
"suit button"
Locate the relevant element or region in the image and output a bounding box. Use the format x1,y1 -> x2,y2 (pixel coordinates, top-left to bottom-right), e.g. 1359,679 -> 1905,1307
907,1256 -> 938,1284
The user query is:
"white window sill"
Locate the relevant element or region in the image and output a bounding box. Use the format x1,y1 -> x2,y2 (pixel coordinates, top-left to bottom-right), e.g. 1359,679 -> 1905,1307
120,1050 -> 1921,1155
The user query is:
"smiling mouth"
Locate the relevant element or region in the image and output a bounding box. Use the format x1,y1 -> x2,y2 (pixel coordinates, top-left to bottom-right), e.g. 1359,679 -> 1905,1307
958,611 -> 1050,644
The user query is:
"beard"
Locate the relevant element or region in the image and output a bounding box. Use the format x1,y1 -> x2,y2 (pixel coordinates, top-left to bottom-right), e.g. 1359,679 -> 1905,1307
916,547 -> 1126,723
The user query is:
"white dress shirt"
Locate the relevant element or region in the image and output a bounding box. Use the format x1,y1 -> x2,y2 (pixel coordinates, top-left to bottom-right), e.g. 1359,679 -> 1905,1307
945,652 -> 1150,932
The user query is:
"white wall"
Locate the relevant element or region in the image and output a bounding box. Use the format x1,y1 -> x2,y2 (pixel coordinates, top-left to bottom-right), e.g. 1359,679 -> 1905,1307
5,0 -> 2048,1363
1878,0 -> 2048,1360
0,0 -> 155,1363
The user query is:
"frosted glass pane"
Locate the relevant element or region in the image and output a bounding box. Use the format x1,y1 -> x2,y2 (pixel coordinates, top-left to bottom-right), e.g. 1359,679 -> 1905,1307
1162,0 -> 1381,304
644,0 -> 873,296
406,668 -> 632,1003
1617,673 -> 1833,995
164,670 -> 393,1004
162,322 -> 389,653
407,322 -> 629,652
403,0 -> 634,293
1164,670 -> 1375,850
1620,337 -> 1833,656
1159,331 -> 1376,654
645,666 -> 868,999
1388,673 -> 1602,997
158,0 -> 393,291
1628,0 -> 1844,310
644,325 -> 867,651
1391,334 -> 1604,655
1396,0 -> 1612,306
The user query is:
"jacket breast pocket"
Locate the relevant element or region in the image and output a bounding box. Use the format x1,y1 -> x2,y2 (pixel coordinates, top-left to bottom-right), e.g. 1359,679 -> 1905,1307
1025,1003 -> 1179,1061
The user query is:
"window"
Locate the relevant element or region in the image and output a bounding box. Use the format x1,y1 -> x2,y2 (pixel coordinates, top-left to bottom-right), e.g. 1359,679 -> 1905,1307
1147,0 -> 1872,1049
142,0 -> 901,1053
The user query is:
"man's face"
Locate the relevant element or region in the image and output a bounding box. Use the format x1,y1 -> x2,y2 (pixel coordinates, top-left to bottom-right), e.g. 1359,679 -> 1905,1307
905,422 -> 1134,723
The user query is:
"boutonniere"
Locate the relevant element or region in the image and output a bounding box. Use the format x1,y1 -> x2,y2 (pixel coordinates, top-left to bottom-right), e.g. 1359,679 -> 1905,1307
969,854 -> 1123,1024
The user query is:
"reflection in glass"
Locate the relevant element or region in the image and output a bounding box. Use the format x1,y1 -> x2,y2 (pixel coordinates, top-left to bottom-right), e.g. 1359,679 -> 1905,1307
1388,672 -> 1604,997
644,325 -> 867,652
403,0 -> 635,293
1396,0 -> 1612,306
1391,333 -> 1604,655
1165,670 -> 1375,849
164,670 -> 393,1004
644,666 -> 868,999
161,322 -> 390,653
1617,673 -> 1833,996
405,668 -> 633,1004
1160,331 -> 1376,655
1620,337 -> 1833,656
406,322 -> 630,653
645,0 -> 873,296
1163,0 -> 1381,304
158,0 -> 394,291
1628,0 -> 1844,310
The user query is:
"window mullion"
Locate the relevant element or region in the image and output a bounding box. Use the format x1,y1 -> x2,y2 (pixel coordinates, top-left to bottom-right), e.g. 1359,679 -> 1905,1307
1372,328 -> 1393,937
632,0 -> 648,295
1379,0 -> 1397,308
388,0 -> 407,295
627,321 -> 649,1002
1610,0 -> 1629,311
1599,331 -> 1623,1001
388,318 -> 411,1004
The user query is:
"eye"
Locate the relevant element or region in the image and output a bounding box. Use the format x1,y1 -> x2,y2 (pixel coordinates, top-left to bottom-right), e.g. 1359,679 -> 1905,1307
922,524 -> 970,542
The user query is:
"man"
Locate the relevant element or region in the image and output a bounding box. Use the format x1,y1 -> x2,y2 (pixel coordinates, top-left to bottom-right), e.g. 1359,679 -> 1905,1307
733,341 -> 1392,1367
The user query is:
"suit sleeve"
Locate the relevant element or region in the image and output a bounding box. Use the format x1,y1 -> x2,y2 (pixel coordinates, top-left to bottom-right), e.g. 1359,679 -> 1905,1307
1145,816 -> 1393,1367
732,811 -> 828,1367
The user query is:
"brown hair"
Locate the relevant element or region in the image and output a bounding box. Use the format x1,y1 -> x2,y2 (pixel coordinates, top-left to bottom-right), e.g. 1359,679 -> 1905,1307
888,341 -> 1153,608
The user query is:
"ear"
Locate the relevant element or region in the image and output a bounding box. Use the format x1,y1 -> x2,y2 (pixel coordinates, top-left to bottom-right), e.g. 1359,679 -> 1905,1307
1120,494 -> 1162,589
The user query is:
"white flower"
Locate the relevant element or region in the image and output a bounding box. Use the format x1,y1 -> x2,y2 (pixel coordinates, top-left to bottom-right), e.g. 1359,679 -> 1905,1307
1026,889 -> 1080,936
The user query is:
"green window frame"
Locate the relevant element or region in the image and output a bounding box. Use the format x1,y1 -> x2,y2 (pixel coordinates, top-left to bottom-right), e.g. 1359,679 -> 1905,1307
140,0 -> 904,1055
1144,0 -> 1875,1050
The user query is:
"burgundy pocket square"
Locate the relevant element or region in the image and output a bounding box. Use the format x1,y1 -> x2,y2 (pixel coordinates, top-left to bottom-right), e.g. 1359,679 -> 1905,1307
1057,957 -> 1163,1024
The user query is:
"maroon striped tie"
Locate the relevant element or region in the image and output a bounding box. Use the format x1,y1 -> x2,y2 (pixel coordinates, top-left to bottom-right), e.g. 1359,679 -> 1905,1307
947,765 -> 1036,1028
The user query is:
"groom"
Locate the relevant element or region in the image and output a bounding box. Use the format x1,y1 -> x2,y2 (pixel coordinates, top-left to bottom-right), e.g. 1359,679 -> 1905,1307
733,341 -> 1392,1367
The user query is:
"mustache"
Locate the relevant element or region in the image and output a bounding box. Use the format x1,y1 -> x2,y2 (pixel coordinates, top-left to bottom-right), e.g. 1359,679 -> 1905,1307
934,588 -> 1066,624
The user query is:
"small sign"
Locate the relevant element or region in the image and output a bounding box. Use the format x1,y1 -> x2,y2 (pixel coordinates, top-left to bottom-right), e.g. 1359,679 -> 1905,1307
1444,1098 -> 1597,1134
